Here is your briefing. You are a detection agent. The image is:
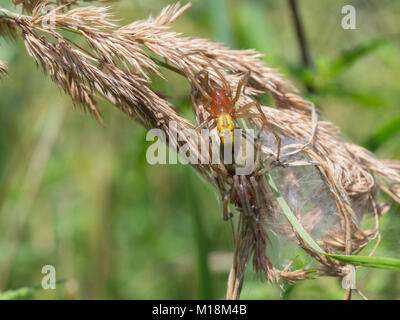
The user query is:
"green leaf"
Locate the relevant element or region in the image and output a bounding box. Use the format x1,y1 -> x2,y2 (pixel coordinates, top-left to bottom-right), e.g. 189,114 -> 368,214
328,37 -> 390,77
326,254 -> 400,270
0,287 -> 35,300
322,84 -> 389,109
364,114 -> 400,151
266,172 -> 400,271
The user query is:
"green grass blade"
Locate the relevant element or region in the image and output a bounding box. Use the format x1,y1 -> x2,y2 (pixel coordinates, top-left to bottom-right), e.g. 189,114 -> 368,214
364,114 -> 400,151
329,37 -> 390,77
326,254 -> 400,270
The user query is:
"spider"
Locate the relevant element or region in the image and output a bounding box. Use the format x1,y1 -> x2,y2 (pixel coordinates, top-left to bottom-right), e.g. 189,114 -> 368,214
186,52 -> 282,220
186,52 -> 281,162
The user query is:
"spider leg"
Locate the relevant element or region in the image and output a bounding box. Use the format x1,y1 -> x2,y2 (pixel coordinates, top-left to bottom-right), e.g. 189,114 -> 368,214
255,160 -> 280,177
194,116 -> 214,132
209,120 -> 218,131
201,52 -> 232,97
232,103 -> 281,162
188,68 -> 215,130
234,112 -> 280,163
217,153 -> 231,178
249,176 -> 262,212
201,70 -> 210,93
223,192 -> 233,221
194,69 -> 211,93
209,136 -> 231,181
186,69 -> 212,107
253,128 -> 263,173
233,101 -> 256,113
186,51 -> 232,97
232,71 -> 250,105
252,102 -> 282,163
210,157 -> 227,190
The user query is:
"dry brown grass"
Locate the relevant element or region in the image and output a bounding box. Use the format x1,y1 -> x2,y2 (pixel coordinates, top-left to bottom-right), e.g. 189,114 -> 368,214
1,0 -> 400,300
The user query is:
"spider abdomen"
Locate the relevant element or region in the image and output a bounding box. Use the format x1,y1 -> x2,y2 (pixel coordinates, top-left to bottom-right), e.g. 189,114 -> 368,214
217,114 -> 235,144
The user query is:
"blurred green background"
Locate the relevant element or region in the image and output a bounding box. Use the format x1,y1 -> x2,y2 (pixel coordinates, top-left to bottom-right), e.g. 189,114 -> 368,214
0,0 -> 399,299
